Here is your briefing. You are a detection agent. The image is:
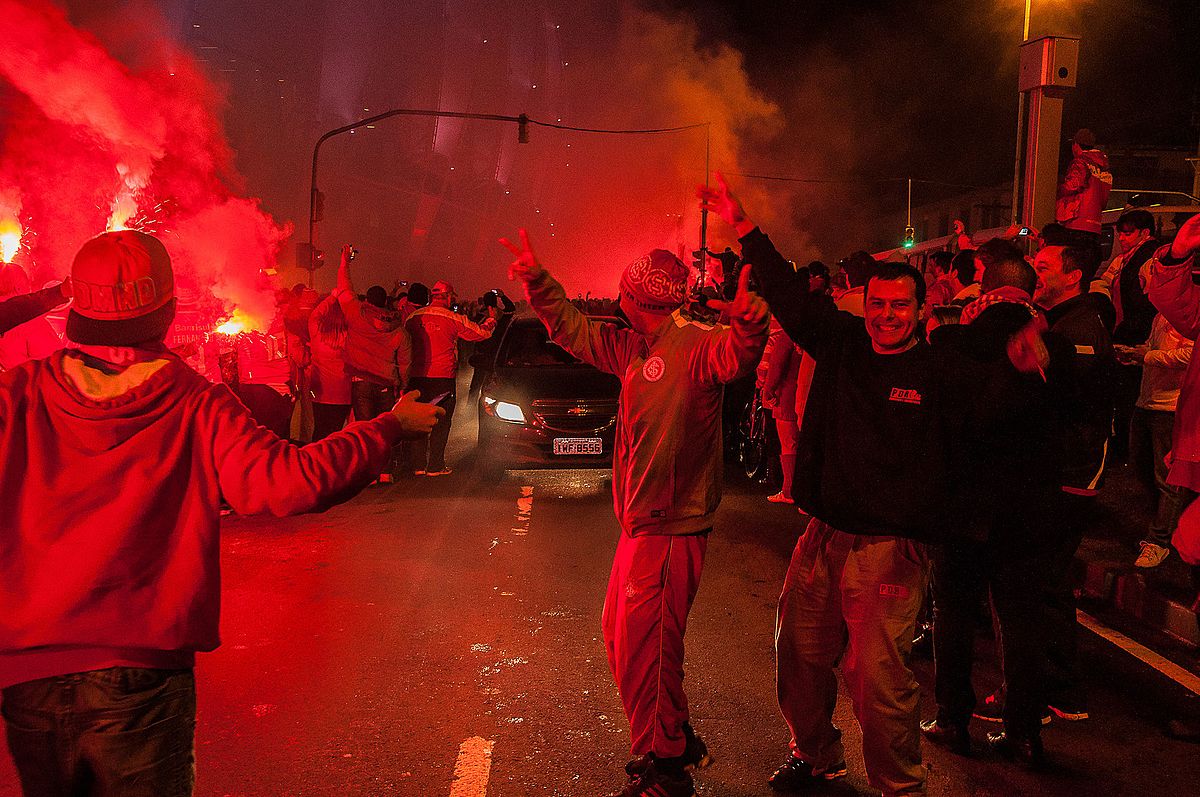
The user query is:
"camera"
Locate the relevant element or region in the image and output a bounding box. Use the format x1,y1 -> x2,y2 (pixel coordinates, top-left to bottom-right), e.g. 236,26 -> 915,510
1017,227 -> 1031,237
348,246 -> 359,261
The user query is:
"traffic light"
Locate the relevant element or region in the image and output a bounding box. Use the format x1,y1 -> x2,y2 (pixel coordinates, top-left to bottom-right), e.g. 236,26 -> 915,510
296,242 -> 324,271
691,248 -> 706,272
903,226 -> 916,249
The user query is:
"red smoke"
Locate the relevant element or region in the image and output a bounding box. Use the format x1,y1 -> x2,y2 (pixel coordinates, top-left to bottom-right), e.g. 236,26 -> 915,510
0,0 -> 289,330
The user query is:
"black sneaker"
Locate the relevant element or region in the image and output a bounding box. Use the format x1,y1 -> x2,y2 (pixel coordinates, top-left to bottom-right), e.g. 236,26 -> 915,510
985,730 -> 1045,768
610,759 -> 695,797
768,754 -> 847,791
971,692 -> 1051,726
625,723 -> 712,778
920,719 -> 971,756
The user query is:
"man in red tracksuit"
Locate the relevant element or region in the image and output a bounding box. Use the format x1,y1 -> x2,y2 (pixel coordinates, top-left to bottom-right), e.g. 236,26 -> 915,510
0,230 -> 442,797
501,229 -> 769,797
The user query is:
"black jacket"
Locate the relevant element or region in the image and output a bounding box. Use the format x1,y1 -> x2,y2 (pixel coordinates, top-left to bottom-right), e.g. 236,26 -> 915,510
1041,292 -> 1116,493
747,228 -> 995,543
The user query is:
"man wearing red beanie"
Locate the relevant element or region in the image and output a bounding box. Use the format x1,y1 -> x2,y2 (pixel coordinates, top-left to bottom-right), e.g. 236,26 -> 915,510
0,230 -> 442,796
502,230 -> 769,797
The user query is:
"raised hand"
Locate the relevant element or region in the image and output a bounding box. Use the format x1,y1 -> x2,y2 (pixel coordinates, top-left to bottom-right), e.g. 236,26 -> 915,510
696,171 -> 750,230
499,228 -> 545,283
390,390 -> 445,437
1169,213 -> 1200,260
707,265 -> 769,329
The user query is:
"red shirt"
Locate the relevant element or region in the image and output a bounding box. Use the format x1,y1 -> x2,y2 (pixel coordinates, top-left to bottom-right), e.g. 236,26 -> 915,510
0,349 -> 402,687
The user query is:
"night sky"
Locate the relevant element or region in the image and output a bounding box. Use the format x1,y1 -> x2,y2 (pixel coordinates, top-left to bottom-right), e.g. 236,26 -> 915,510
8,0 -> 1200,297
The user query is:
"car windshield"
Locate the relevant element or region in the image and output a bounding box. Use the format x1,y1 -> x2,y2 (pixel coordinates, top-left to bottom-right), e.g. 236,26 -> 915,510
499,325 -> 581,367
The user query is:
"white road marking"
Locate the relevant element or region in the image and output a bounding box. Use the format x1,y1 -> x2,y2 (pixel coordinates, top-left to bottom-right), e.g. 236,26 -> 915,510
449,736 -> 494,797
1078,610 -> 1200,696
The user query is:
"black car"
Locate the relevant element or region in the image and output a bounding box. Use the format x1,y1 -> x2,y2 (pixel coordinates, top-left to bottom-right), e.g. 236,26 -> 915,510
475,316 -> 621,476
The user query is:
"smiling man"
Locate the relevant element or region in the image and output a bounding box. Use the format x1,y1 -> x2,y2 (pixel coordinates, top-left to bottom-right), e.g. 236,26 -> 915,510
700,173 -> 1059,795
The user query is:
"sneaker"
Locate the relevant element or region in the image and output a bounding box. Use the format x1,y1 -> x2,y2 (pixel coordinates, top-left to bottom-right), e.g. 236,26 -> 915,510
920,719 -> 971,756
768,754 -> 847,791
1135,541 -> 1170,568
985,730 -> 1045,768
767,492 -> 795,504
626,724 -> 712,778
426,468 -> 453,477
972,692 -> 1051,726
1047,699 -> 1089,721
610,759 -> 694,797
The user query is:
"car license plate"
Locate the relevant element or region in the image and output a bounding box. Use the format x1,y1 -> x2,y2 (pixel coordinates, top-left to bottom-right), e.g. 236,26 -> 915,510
553,437 -> 603,455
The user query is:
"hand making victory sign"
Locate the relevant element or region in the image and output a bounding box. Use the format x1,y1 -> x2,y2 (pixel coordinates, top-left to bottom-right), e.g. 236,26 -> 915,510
706,265 -> 770,329
499,228 -> 546,284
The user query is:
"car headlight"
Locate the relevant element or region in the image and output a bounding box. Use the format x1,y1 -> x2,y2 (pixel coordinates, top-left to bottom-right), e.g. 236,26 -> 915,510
483,396 -> 526,424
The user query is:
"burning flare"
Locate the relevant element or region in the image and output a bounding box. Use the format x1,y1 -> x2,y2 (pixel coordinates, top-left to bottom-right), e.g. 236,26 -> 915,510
107,164 -> 148,232
215,308 -> 254,336
0,217 -> 22,263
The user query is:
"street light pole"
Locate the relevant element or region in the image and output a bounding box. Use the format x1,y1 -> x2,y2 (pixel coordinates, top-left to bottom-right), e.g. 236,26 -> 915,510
1011,0 -> 1033,222
306,109 -> 528,286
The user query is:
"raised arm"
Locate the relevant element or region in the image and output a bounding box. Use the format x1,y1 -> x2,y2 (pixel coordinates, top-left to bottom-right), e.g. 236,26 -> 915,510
692,265 -> 770,384
1147,214 -> 1200,339
698,172 -> 860,356
0,281 -> 70,336
500,228 -> 638,376
210,388 -> 442,516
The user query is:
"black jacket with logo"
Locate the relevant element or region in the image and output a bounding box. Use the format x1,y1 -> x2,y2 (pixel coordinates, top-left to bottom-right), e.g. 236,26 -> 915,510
745,228 -> 1062,545
744,228 -> 976,543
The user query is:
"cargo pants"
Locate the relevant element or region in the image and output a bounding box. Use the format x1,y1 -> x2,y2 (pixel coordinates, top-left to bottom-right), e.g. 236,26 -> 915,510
602,531 -> 708,758
776,519 -> 930,797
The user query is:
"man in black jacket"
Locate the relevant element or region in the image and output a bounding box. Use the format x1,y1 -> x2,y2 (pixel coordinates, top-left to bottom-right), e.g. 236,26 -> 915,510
922,251 -> 1066,764
700,175 -> 1052,795
961,241 -> 1112,729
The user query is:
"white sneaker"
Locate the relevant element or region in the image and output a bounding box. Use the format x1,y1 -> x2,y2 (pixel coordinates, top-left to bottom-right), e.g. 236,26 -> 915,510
1134,541 -> 1170,568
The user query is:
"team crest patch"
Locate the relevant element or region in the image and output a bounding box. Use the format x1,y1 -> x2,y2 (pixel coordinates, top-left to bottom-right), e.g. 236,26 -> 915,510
642,356 -> 666,382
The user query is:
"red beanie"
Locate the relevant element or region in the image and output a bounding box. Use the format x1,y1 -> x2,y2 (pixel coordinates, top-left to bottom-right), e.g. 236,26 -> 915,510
619,249 -> 689,314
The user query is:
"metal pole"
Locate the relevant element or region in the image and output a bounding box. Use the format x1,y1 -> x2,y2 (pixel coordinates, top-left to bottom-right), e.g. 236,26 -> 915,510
698,123 -> 710,292
1011,0 -> 1032,222
907,177 -> 912,228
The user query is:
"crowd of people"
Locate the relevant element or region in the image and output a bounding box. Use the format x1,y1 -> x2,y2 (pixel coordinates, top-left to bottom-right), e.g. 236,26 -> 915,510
1,124 -> 1199,797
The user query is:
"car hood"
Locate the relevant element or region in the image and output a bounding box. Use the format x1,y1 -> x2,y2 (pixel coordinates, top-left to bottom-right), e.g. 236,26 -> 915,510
485,365 -> 620,402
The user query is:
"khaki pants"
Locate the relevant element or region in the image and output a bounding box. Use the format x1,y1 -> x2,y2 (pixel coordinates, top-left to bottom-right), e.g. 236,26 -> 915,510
776,519 -> 930,797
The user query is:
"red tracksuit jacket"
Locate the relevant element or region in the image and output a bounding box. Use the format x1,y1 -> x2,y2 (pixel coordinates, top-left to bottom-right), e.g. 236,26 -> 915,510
0,349 -> 402,688
526,273 -> 767,536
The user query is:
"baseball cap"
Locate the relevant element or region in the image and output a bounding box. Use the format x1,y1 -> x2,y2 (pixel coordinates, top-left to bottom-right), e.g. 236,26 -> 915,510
67,230 -> 176,346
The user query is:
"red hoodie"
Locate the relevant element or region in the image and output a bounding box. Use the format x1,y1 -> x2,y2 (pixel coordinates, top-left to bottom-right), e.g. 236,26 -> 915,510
0,349 -> 403,688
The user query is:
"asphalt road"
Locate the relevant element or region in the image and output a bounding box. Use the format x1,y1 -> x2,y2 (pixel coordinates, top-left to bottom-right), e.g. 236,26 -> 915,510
3,394 -> 1200,797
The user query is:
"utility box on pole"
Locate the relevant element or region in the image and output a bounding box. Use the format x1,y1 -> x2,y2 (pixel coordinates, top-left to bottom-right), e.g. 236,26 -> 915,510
1018,35 -> 1080,230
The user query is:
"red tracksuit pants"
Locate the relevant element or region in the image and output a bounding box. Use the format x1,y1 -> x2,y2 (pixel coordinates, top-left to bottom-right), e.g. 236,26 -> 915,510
601,531 -> 708,758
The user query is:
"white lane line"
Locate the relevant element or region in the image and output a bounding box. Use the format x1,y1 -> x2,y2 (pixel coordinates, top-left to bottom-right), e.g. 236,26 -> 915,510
449,736 -> 494,797
1078,610 -> 1200,696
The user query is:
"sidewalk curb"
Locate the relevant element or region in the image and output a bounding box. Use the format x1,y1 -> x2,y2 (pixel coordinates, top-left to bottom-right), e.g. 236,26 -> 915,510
1079,558 -> 1199,648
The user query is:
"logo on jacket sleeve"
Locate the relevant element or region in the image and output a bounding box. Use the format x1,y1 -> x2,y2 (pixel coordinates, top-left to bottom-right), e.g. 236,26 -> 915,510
642,356 -> 666,382
889,387 -> 922,405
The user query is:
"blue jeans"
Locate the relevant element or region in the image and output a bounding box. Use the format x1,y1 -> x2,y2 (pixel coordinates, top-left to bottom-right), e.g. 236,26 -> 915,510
2,668 -> 195,797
